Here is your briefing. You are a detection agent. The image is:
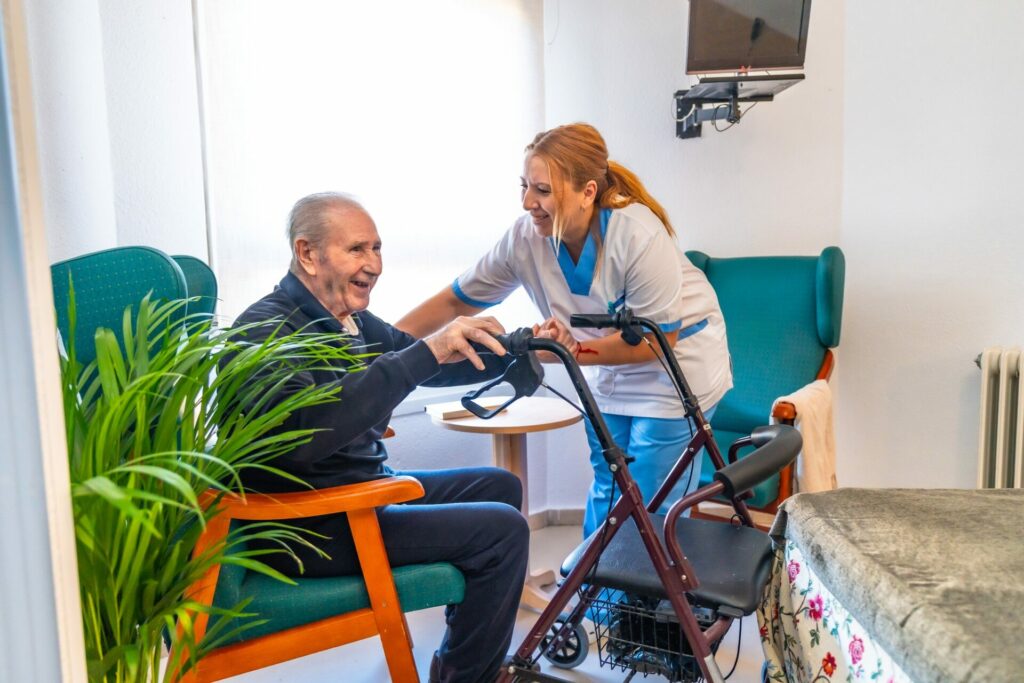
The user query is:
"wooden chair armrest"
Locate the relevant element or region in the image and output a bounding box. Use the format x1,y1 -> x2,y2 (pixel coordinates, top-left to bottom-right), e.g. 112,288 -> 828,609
198,476 -> 425,521
772,349 -> 836,424
772,401 -> 798,423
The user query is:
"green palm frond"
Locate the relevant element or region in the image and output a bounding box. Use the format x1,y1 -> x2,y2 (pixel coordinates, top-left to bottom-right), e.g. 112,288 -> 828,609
61,294 -> 362,682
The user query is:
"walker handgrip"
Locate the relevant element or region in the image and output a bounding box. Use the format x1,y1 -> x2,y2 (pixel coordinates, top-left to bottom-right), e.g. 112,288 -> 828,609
570,313 -> 616,329
491,327 -> 535,356
713,425 -> 802,499
571,310 -> 644,346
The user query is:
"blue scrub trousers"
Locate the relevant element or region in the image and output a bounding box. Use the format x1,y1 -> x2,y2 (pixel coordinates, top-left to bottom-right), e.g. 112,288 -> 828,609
582,405 -> 717,538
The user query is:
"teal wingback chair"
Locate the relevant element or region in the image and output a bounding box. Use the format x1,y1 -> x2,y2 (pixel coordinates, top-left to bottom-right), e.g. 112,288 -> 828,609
51,245 -> 462,682
686,247 -> 845,514
51,246 -> 189,367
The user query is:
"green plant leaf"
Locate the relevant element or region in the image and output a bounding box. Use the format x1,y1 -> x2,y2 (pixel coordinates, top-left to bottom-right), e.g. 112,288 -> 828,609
61,291 -> 363,681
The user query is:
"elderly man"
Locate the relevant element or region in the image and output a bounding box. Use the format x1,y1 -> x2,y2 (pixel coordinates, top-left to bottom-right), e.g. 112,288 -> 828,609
234,192 -> 529,683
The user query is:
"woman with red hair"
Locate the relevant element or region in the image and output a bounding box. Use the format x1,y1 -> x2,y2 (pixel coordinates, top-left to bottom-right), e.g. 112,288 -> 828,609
399,123 -> 732,537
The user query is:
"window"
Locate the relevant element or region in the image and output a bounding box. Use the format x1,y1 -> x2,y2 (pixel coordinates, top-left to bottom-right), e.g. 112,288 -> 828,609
198,0 -> 545,330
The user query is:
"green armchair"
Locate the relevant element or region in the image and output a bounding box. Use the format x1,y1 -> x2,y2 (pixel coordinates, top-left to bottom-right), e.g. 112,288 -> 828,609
686,247 -> 845,515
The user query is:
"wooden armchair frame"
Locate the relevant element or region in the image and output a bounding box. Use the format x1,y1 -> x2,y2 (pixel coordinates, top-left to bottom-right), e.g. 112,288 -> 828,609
175,476 -> 426,683
762,348 -> 835,513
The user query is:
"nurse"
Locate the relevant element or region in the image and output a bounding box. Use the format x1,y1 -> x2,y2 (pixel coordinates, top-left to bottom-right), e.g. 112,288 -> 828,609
397,123 -> 732,537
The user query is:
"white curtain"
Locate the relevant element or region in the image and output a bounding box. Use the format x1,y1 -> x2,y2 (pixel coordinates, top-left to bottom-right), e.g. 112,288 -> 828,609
199,0 -> 545,327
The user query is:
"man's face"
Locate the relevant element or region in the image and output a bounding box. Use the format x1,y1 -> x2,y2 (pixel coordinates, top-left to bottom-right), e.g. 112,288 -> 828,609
302,208 -> 382,319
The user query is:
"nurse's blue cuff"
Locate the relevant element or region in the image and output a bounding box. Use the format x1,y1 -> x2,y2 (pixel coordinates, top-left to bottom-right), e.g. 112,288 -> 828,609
678,318 -> 709,340
452,279 -> 502,309
659,319 -> 683,333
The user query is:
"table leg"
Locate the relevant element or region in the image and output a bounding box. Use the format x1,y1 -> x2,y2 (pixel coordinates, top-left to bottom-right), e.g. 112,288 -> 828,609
493,433 -> 528,516
492,433 -> 556,611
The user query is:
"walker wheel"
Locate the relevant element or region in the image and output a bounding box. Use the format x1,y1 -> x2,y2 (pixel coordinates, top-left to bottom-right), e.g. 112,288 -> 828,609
540,613 -> 589,669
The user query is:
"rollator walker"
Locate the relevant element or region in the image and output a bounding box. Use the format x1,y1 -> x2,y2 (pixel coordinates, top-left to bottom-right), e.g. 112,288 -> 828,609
462,308 -> 801,683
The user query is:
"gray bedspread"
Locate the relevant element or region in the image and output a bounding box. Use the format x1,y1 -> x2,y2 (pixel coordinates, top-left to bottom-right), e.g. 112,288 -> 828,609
771,488 -> 1024,683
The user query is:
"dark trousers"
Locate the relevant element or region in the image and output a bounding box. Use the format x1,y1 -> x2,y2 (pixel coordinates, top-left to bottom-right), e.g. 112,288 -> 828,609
266,467 -> 529,683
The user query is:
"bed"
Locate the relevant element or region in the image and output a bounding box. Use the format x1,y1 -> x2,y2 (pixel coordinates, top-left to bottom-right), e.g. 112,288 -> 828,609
757,488 -> 1024,682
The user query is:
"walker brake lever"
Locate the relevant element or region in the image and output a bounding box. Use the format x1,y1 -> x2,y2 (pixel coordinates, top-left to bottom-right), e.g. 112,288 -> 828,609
461,328 -> 544,419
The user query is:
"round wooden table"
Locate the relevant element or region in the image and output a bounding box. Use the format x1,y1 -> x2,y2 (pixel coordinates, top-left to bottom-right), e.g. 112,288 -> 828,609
427,395 -> 582,610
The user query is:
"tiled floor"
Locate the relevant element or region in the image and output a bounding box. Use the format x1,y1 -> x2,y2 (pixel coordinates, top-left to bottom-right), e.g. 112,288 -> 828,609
224,525 -> 766,682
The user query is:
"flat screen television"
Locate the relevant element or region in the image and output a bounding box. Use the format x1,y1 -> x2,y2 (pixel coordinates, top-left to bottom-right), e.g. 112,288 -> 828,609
686,0 -> 812,74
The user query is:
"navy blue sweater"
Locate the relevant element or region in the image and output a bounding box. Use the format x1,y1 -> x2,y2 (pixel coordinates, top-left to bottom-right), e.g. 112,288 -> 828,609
233,272 -> 508,492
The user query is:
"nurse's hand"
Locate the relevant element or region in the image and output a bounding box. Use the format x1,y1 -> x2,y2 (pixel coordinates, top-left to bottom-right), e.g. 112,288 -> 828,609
532,317 -> 581,362
425,316 -> 506,370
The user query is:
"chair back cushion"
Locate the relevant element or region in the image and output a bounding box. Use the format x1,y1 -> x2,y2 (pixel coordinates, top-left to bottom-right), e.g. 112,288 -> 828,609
171,255 -> 218,318
51,246 -> 187,367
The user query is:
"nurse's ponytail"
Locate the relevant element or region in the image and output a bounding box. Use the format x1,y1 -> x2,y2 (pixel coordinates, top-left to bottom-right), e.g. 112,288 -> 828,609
603,160 -> 674,237
526,123 -> 675,241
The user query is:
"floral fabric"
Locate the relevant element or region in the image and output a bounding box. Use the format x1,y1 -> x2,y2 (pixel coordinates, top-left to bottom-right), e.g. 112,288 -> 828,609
758,541 -> 913,683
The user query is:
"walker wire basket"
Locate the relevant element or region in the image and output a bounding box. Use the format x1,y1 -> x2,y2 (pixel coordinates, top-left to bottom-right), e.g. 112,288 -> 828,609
586,587 -> 720,682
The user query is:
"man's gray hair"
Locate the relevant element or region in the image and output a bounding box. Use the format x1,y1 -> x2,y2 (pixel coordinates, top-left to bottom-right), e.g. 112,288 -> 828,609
287,192 -> 366,270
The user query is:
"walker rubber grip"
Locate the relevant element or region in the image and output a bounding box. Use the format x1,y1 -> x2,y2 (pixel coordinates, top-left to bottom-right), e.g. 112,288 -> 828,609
713,425 -> 802,499
570,313 -> 616,329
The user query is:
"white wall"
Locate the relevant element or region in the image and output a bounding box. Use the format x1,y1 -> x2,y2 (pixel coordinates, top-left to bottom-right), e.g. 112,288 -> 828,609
839,1 -> 1024,488
23,0 -> 118,262
24,0 -> 207,263
97,1 -> 208,258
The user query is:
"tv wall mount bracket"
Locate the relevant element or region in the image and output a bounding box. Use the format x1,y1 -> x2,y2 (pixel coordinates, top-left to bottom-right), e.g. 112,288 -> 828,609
674,73 -> 804,139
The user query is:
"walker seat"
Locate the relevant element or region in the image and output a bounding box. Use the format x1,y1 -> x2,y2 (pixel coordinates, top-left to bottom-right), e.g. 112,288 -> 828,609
561,514 -> 774,616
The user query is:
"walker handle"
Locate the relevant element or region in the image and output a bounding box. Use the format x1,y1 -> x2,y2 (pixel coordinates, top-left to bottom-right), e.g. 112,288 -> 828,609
570,310 -> 644,346
713,425 -> 802,499
569,313 -> 616,329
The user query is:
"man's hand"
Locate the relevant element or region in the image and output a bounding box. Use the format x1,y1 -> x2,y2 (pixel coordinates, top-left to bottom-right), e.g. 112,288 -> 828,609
424,316 -> 506,370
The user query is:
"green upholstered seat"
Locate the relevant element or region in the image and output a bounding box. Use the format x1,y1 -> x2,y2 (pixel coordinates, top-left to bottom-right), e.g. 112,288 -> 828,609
686,247 -> 845,509
212,537 -> 466,645
51,246 -> 188,367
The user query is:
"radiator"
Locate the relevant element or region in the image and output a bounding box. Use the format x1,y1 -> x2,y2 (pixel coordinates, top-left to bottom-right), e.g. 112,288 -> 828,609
977,347 -> 1023,488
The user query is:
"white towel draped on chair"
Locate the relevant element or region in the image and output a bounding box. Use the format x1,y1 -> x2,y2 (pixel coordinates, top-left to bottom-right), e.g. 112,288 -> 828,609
771,379 -> 838,493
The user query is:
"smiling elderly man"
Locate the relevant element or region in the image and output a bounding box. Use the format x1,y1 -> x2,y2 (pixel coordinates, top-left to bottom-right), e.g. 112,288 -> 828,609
233,192 -> 529,683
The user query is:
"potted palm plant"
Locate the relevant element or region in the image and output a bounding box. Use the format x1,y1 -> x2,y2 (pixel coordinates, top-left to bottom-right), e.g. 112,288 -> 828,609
61,293 -> 362,682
